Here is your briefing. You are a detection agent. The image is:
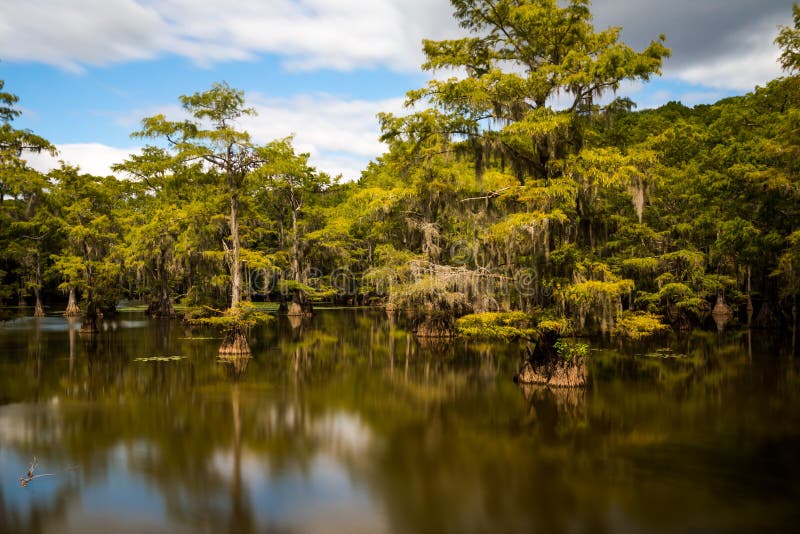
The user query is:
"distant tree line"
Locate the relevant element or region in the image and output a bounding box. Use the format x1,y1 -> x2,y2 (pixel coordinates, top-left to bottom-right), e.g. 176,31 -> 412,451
2,1 -> 799,343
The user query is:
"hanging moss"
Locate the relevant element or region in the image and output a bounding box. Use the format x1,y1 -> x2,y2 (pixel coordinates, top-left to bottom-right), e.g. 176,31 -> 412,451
388,262 -> 508,337
564,278 -> 634,334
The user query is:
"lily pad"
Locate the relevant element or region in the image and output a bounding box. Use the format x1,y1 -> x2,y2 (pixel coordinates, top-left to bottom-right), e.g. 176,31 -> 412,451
134,355 -> 185,362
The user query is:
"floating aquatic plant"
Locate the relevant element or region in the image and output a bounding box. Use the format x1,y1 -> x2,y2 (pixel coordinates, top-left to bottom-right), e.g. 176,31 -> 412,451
134,355 -> 185,362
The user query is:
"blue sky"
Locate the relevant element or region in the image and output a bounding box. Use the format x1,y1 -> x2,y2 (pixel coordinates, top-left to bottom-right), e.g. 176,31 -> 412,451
0,0 -> 795,180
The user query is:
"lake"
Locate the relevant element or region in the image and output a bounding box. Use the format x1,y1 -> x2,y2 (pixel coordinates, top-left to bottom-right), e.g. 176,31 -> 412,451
1,309 -> 799,533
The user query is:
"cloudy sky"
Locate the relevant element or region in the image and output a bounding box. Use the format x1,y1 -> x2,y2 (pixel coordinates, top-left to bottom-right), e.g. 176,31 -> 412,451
0,0 -> 795,180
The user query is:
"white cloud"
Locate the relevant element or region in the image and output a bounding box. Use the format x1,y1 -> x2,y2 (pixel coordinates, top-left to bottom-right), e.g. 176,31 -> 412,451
0,0 -> 170,73
25,143 -> 139,177
7,0 -> 794,179
241,93 -> 406,179
242,93 -> 405,158
0,0 -> 459,73
2,0 -> 796,95
676,90 -> 729,107
312,152 -> 372,182
671,22 -> 783,91
2,0 -> 793,94
25,93 -> 408,181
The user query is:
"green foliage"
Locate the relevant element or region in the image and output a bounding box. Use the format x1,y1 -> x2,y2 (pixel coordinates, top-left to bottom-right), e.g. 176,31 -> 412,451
390,274 -> 471,316
188,302 -> 274,330
456,311 -> 539,340
537,317 -> 573,335
774,230 -> 800,297
553,339 -> 590,363
612,311 -> 671,340
621,257 -> 659,274
2,2 -> 800,339
382,0 -> 669,183
776,3 -> 800,73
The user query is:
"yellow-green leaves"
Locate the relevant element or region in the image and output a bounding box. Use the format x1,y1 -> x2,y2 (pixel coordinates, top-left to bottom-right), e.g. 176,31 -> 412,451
776,3 -> 800,73
612,311 -> 670,340
383,0 -> 670,185
456,311 -> 538,340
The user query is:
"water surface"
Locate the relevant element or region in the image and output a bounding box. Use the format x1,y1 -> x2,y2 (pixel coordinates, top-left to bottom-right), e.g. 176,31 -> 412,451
1,311 -> 799,533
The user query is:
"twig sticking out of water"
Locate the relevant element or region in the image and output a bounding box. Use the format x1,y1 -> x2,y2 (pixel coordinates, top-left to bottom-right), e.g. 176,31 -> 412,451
19,457 -> 55,488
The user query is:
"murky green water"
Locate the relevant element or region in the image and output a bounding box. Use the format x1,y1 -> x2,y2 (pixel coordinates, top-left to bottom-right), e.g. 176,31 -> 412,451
1,310 -> 799,533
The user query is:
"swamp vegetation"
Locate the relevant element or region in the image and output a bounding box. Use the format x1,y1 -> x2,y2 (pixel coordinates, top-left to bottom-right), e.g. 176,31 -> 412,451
2,1 -> 800,530
1,311 -> 799,532
2,2 -> 800,361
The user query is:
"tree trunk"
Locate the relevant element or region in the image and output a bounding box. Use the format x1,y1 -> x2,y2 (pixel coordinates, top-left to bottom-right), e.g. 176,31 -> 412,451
79,243 -> 99,333
220,167 -> 251,356
229,189 -> 242,310
159,273 -> 175,317
33,288 -> 45,317
219,324 -> 250,355
291,208 -> 301,283
33,252 -> 45,317
148,251 -> 176,317
286,291 -> 313,317
64,287 -> 81,317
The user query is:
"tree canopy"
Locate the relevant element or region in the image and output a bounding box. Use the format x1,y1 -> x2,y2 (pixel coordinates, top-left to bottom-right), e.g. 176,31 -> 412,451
1,1 -> 799,343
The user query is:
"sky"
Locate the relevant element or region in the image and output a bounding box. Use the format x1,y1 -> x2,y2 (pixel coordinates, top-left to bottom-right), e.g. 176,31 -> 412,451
0,0 -> 796,181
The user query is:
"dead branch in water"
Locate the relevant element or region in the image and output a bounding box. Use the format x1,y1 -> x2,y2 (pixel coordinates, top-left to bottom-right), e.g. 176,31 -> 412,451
18,457 -> 59,487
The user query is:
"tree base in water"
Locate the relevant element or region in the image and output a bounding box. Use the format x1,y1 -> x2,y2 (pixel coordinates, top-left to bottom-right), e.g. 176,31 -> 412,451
219,330 -> 250,355
286,301 -> 313,317
514,359 -> 586,388
711,297 -> 734,332
33,304 -> 45,318
64,289 -> 81,317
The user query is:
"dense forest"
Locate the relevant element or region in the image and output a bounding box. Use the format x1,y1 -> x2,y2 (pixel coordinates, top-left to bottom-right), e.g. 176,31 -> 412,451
2,0 -> 800,354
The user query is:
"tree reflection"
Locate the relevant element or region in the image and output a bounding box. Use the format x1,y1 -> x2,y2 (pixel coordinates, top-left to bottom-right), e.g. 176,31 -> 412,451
1,313 -> 799,532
